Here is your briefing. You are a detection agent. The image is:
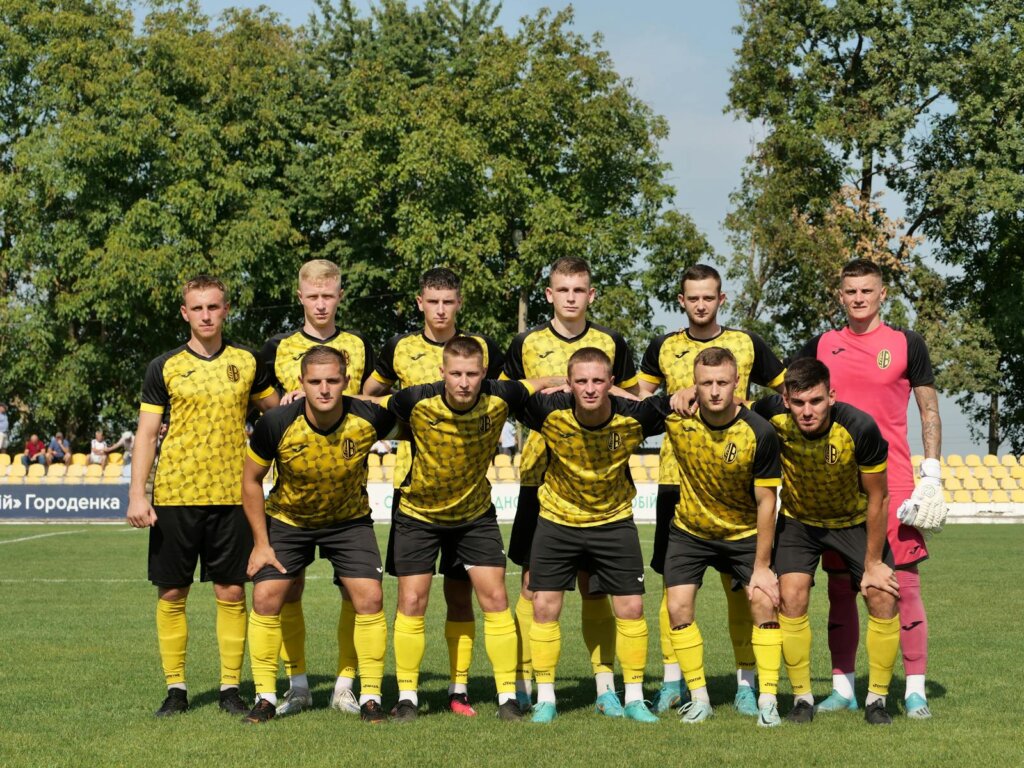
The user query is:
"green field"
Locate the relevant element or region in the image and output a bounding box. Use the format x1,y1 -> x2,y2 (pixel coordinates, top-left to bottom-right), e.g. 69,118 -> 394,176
0,523 -> 1019,767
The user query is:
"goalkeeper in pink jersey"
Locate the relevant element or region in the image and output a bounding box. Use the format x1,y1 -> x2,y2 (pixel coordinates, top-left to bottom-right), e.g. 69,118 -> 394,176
794,258 -> 944,719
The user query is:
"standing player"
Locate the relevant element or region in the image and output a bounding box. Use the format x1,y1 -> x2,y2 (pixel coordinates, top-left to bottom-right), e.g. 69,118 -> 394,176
504,257 -> 639,713
384,337 -> 529,722
521,348 -> 663,724
795,258 -> 941,718
753,358 -> 902,725
259,259 -> 376,716
126,275 -> 278,716
638,264 -> 785,715
240,347 -> 391,724
657,347 -> 783,726
362,267 -> 503,717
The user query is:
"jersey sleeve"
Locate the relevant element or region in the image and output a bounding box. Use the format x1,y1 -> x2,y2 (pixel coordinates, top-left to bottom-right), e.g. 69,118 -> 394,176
751,393 -> 786,422
748,332 -> 786,389
259,336 -> 283,393
903,330 -> 936,388
140,356 -> 170,414
349,398 -> 397,439
491,379 -> 534,412
638,335 -> 666,387
483,336 -> 505,379
250,349 -> 276,399
387,384 -> 422,423
353,330 -> 376,388
844,406 -> 889,472
630,397 -> 667,438
749,414 -> 782,485
791,334 -> 822,363
611,332 -> 638,389
519,391 -> 565,432
502,332 -> 527,380
372,334 -> 401,387
247,404 -> 293,466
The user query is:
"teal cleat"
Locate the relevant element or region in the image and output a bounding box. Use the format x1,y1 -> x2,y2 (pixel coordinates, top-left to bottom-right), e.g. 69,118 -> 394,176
734,685 -> 759,716
624,700 -> 659,723
757,701 -> 781,727
515,691 -> 533,714
905,693 -> 932,719
531,701 -> 557,723
815,689 -> 858,712
650,681 -> 686,714
677,699 -> 713,724
594,689 -> 625,718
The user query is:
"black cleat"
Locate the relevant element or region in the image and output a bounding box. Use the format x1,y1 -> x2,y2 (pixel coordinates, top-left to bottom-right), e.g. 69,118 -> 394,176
155,688 -> 189,717
242,698 -> 276,724
219,687 -> 249,715
496,699 -> 524,721
391,698 -> 418,723
864,700 -> 893,726
786,700 -> 815,724
360,699 -> 387,724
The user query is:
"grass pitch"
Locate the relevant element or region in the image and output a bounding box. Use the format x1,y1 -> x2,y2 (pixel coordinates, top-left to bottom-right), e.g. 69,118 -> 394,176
0,523 -> 1019,767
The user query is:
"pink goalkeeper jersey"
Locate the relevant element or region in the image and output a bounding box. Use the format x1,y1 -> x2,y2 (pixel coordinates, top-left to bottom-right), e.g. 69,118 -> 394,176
795,323 -> 935,493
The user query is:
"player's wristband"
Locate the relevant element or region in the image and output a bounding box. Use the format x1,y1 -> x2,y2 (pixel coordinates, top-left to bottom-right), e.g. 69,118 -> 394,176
919,458 -> 941,481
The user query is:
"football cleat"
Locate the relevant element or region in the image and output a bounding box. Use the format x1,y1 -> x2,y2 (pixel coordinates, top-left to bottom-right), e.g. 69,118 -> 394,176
757,701 -> 781,727
786,700 -> 815,724
734,685 -> 759,716
155,688 -> 189,717
815,689 -> 858,712
359,699 -> 387,724
650,681 -> 685,714
515,690 -> 533,713
496,700 -> 524,721
391,699 -> 418,723
330,688 -> 360,714
864,699 -> 893,726
677,699 -> 713,724
218,687 -> 249,716
531,701 -> 557,723
242,698 -> 276,724
905,693 -> 932,719
448,692 -> 478,717
276,686 -> 313,716
624,700 -> 659,723
594,689 -> 625,718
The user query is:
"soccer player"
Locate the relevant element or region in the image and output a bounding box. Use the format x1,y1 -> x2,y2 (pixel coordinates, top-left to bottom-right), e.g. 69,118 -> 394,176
362,267 -> 503,716
753,358 -> 902,725
638,263 -> 785,715
126,275 -> 278,717
385,336 -> 527,722
656,347 -> 783,726
259,259 -> 375,716
240,346 -> 391,724
503,257 -> 638,712
520,348 -> 662,724
794,258 -> 941,718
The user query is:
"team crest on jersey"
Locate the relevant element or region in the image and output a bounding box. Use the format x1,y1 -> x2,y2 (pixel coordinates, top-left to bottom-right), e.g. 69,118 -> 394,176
876,349 -> 892,369
824,444 -> 839,465
479,414 -> 492,434
723,442 -> 738,464
226,364 -> 240,382
608,432 -> 623,451
342,438 -> 357,459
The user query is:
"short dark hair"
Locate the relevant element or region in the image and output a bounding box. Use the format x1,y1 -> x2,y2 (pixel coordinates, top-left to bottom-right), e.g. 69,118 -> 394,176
300,345 -> 348,377
680,263 -> 722,293
840,258 -> 883,281
567,347 -> 612,377
549,257 -> 592,282
420,267 -> 461,292
442,335 -> 484,363
693,346 -> 736,371
182,274 -> 227,303
784,358 -> 831,394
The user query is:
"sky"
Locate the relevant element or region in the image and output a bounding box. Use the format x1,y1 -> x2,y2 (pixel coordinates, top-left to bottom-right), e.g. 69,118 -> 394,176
189,0 -> 983,453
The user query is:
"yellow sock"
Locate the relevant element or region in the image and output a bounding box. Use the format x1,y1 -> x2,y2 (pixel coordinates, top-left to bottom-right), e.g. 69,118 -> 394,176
445,620 -> 476,686
616,617 -> 648,686
216,598 -> 247,687
354,611 -> 387,697
779,614 -> 812,697
484,610 -> 518,695
394,612 -> 425,692
279,599 -> 307,678
514,594 -> 533,682
866,614 -> 901,697
248,610 -> 282,695
156,597 -> 188,686
581,597 -> 616,676
723,572 -> 756,672
670,622 -> 706,691
751,625 -> 782,696
530,620 -> 561,685
336,598 -> 357,679
658,591 -> 675,666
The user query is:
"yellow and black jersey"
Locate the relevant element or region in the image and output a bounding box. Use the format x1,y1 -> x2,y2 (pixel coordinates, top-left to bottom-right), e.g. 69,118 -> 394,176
657,399 -> 781,541
502,321 -> 638,486
386,379 -> 532,525
640,327 -> 784,486
247,398 -> 395,528
141,341 -> 275,506
260,327 -> 374,396
520,393 -> 664,527
752,395 -> 888,528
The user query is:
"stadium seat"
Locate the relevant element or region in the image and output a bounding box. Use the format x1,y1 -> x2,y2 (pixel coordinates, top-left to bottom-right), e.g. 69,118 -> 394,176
991,490 -> 1011,503
981,476 -> 999,491
494,454 -> 512,468
944,476 -> 962,491
961,476 -> 980,491
8,463 -> 27,478
85,464 -> 103,479
107,452 -> 123,465
1011,490 -> 1024,504
0,453 -> 9,468
497,467 -> 517,482
965,454 -> 982,467
65,465 -> 86,482
628,455 -> 643,469
381,467 -> 393,482
911,454 -> 923,469
367,454 -> 381,467
26,464 -> 45,481
368,466 -> 384,483
1010,466 -> 1024,480
103,464 -> 123,479
381,454 -> 396,467
970,489 -> 990,503
642,454 -> 659,468
982,454 -> 1000,467
45,464 -> 67,483
71,453 -> 88,466
952,490 -> 971,503
989,465 -> 1008,480
953,465 -> 973,480
512,454 -> 521,467
486,466 -> 498,482
945,454 -> 963,467
1000,454 -> 1019,467
999,476 -> 1018,491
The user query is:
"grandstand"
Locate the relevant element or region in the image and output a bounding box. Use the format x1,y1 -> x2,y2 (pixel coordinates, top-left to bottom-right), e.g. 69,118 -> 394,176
0,452 -> 129,485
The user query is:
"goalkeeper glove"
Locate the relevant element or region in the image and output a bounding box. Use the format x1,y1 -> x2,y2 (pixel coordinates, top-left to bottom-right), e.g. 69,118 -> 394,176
896,458 -> 947,533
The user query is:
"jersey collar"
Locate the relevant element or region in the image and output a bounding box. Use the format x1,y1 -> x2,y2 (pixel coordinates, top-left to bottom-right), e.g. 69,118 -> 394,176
546,320 -> 592,343
184,340 -> 228,361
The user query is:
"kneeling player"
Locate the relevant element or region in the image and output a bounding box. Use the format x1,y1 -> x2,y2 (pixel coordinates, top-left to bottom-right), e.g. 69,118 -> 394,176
241,346 -> 392,724
753,358 -> 901,726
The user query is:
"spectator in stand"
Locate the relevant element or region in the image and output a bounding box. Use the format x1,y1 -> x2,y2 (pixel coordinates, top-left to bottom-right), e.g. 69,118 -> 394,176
106,430 -> 135,465
48,432 -> 73,466
22,434 -> 48,468
499,420 -> 517,459
0,404 -> 9,451
89,430 -> 108,467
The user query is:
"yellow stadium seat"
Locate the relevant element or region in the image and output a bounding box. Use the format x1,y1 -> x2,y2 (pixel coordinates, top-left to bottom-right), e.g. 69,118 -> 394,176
953,465 -> 973,480
983,454 -> 1000,467
381,454 -> 396,467
47,464 -> 67,478
107,452 -> 123,465
367,454 -> 381,467
4,474 -> 24,485
1011,490 -> 1024,504
981,476 -> 999,491
367,467 -> 384,483
103,464 -> 123,479
486,466 -> 498,482
83,475 -> 102,484
497,467 -> 517,482
0,453 -> 9,468
1000,454 -> 1019,467
66,465 -> 86,482
999,477 -> 1018,491
945,454 -> 963,467
85,464 -> 103,478
71,453 -> 88,466
951,489 -> 971,503
991,490 -> 1011,503
1011,466 -> 1024,480
970,489 -> 989,503
381,467 -> 393,483
944,476 -> 962,491
512,454 -> 521,467
494,454 -> 512,468
26,463 -> 46,481
911,454 -> 923,470
965,454 -> 982,467
989,465 -> 1008,479
628,455 -> 643,469
642,454 -> 659,468
8,463 -> 27,478
961,476 -> 980,491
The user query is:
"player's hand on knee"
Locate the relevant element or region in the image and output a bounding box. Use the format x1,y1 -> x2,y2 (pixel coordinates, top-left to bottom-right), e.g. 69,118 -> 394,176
126,499 -> 157,528
247,545 -> 286,578
747,566 -> 780,608
860,562 -> 899,599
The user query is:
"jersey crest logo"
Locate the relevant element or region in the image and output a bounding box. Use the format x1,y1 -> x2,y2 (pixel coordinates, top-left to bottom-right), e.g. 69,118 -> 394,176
479,415 -> 492,434
226,364 -> 240,382
342,438 -> 357,459
824,444 -> 839,465
723,442 -> 738,464
608,432 -> 623,451
876,349 -> 892,369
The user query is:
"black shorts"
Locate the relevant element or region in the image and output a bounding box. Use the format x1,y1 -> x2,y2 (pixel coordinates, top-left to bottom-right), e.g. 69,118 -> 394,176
383,496 -> 471,582
528,516 -> 645,596
387,508 -> 506,577
774,515 -> 894,589
650,485 -> 679,575
507,485 -> 540,566
663,525 -> 757,590
254,514 -> 383,583
148,504 -> 252,588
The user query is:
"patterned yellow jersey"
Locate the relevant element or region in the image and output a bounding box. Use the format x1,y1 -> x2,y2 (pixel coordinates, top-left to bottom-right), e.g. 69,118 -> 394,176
639,327 -> 784,486
753,395 -> 888,528
502,321 -> 638,486
247,398 -> 395,528
140,341 -> 275,505
372,329 -> 503,488
659,400 -> 781,541
520,393 -> 665,527
260,327 -> 374,395
387,379 -> 532,524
